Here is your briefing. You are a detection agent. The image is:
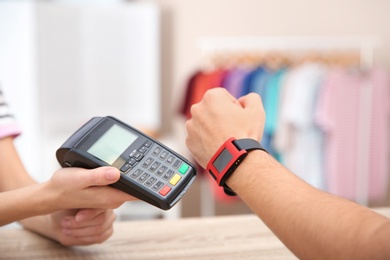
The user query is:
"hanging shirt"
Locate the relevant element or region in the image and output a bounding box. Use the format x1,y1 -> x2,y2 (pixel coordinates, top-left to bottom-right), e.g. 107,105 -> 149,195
315,67 -> 390,202
180,70 -> 202,119
221,67 -> 251,98
274,63 -> 327,190
248,67 -> 272,97
240,66 -> 266,96
180,69 -> 227,119
0,88 -> 22,139
246,67 -> 274,152
263,68 -> 287,160
264,68 -> 287,134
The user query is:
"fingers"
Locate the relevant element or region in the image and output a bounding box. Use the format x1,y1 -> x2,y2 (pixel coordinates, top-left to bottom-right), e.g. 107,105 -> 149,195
189,88 -> 240,122
61,209 -> 115,229
61,226 -> 114,246
64,167 -> 121,189
238,92 -> 263,110
74,226 -> 114,245
49,166 -> 138,211
60,209 -> 116,245
74,208 -> 106,223
86,167 -> 121,186
239,93 -> 266,122
202,87 -> 242,108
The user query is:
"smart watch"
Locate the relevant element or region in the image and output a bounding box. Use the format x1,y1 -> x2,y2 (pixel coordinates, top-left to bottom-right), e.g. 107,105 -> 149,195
206,137 -> 267,196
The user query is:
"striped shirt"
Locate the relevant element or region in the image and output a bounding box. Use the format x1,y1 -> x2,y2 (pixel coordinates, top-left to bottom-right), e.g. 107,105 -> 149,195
315,68 -> 389,202
0,88 -> 22,139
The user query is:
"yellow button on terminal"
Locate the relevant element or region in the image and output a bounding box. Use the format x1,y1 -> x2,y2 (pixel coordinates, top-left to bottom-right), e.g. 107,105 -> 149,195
169,174 -> 182,186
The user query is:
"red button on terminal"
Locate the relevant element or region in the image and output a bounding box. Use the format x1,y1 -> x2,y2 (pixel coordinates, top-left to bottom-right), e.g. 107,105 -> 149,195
159,185 -> 172,196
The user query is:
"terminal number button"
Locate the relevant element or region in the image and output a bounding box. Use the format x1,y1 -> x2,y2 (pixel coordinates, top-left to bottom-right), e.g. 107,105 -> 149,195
162,169 -> 174,180
149,161 -> 161,172
137,173 -> 150,183
159,150 -> 169,160
166,155 -> 175,165
152,146 -> 162,156
156,165 -> 168,176
152,181 -> 164,191
142,158 -> 154,168
130,169 -> 143,179
172,159 -> 181,169
145,177 -> 157,187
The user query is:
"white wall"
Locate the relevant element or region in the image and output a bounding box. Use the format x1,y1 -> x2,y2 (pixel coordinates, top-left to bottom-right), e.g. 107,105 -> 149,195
0,2 -> 41,180
0,1 -> 160,182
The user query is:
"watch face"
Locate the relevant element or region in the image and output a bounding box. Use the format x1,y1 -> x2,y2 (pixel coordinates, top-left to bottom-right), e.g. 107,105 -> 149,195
213,148 -> 233,173
207,137 -> 247,185
207,138 -> 263,189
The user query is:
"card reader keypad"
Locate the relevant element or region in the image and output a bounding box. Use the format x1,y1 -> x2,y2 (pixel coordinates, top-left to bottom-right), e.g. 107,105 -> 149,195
120,141 -> 190,197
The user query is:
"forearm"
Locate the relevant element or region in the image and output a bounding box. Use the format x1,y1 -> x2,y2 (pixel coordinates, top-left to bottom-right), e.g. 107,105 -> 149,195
18,214 -> 57,241
0,182 -> 55,226
0,137 -> 129,246
0,137 -> 36,191
227,150 -> 390,259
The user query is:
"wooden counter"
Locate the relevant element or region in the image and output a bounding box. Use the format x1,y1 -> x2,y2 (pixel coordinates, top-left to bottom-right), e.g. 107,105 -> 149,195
1,208 -> 389,259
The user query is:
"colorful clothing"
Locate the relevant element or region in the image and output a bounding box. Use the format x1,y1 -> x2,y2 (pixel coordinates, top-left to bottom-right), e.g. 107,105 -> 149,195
316,68 -> 390,201
221,67 -> 251,98
181,69 -> 227,119
263,68 -> 287,160
275,63 -> 327,189
180,63 -> 390,203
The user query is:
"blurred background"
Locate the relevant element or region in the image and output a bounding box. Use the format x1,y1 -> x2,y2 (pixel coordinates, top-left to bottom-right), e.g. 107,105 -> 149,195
0,0 -> 389,221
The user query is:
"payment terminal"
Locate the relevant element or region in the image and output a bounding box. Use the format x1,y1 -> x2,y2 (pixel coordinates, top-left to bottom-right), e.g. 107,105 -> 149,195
56,116 -> 197,210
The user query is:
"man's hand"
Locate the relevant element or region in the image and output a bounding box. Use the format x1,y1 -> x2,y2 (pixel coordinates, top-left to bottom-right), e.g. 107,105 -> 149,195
48,209 -> 117,246
185,88 -> 265,168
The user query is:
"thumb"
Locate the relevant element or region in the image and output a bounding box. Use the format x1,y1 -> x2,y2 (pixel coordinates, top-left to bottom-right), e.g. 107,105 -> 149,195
238,93 -> 264,111
81,167 -> 121,187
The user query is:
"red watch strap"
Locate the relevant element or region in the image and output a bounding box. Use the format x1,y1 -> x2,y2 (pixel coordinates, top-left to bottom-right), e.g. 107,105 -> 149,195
207,137 -> 246,186
206,137 -> 267,196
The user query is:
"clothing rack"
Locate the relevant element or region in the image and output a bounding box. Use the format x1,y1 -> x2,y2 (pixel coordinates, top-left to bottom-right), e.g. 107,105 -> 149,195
198,36 -> 380,69
197,36 -> 382,216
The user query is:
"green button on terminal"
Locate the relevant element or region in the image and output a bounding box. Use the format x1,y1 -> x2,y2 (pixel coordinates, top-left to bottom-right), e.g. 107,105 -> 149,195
179,163 -> 189,174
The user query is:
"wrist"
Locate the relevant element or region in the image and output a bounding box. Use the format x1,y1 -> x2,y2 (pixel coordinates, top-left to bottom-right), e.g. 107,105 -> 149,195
19,214 -> 57,241
206,137 -> 267,195
40,180 -> 63,213
225,149 -> 271,191
0,183 -> 56,226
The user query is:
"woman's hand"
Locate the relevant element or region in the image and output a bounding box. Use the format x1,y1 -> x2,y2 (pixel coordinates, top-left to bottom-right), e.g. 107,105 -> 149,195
45,166 -> 136,211
18,166 -> 136,245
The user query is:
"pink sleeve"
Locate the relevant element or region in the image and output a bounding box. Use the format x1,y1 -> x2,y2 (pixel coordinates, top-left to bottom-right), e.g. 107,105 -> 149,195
0,122 -> 22,139
0,87 -> 22,139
